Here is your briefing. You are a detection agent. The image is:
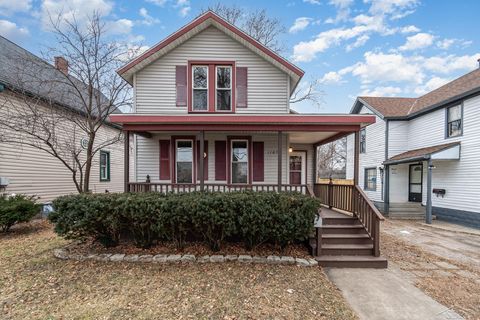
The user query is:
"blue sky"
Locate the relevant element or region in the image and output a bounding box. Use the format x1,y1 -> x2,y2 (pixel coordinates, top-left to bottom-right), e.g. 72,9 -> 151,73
1,0 -> 479,113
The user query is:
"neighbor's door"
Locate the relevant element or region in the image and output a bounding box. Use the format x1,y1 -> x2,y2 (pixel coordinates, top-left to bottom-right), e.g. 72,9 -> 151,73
289,152 -> 306,185
408,164 -> 423,202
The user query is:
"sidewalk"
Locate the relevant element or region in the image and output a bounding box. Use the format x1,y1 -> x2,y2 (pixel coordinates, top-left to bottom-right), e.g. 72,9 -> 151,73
325,265 -> 464,320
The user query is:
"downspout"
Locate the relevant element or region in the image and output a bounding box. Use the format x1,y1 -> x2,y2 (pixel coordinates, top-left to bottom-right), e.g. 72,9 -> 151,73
384,120 -> 390,215
426,159 -> 433,224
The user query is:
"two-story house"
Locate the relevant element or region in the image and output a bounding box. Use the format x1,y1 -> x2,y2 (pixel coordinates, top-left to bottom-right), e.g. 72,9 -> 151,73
346,66 -> 480,227
110,11 -> 393,267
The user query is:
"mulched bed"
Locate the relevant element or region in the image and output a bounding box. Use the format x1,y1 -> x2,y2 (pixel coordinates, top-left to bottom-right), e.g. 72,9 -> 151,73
69,238 -> 312,258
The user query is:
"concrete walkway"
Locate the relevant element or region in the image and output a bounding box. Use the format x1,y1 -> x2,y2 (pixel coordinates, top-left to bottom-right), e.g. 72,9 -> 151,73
325,265 -> 464,320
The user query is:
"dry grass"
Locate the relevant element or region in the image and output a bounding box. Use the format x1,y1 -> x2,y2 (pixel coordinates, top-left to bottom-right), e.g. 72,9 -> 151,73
381,232 -> 480,319
0,221 -> 357,320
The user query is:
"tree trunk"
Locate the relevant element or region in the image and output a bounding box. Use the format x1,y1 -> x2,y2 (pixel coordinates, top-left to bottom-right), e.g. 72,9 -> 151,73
83,132 -> 96,193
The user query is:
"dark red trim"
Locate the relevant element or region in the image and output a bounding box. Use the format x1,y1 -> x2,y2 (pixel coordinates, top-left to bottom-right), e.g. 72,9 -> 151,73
122,124 -> 361,132
117,12 -> 304,78
110,114 -> 376,125
196,140 -> 208,181
252,141 -> 264,182
313,132 -> 351,147
227,136 -> 252,184
215,141 -> 227,181
159,140 -> 171,180
171,136 -> 197,184
187,61 -> 236,113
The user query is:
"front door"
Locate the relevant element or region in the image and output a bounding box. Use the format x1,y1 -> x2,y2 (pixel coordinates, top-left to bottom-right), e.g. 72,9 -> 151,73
408,164 -> 423,202
289,152 -> 306,185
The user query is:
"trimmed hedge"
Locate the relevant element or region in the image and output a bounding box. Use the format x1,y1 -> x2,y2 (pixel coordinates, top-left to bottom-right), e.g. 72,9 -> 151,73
0,194 -> 40,232
50,191 -> 320,250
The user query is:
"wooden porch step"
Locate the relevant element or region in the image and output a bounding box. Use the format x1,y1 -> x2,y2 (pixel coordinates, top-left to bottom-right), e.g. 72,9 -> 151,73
322,217 -> 360,225
321,244 -> 373,256
316,255 -> 388,268
322,233 -> 372,245
321,224 -> 367,234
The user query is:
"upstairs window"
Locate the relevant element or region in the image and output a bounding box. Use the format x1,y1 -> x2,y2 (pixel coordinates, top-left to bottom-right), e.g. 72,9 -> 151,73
192,66 -> 208,111
447,105 -> 462,137
359,128 -> 366,153
216,66 -> 232,111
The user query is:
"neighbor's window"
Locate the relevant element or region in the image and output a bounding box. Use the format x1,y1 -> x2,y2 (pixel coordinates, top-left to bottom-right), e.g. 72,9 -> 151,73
359,128 -> 366,153
192,66 -> 208,111
176,140 -> 194,183
364,168 -> 376,191
100,151 -> 110,182
231,140 -> 248,184
216,66 -> 232,111
447,105 -> 462,137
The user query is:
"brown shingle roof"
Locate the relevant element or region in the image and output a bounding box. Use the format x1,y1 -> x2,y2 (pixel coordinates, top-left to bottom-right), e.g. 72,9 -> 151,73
384,142 -> 460,164
358,68 -> 480,118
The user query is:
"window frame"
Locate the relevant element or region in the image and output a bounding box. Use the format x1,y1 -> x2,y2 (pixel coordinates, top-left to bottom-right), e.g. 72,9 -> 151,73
175,139 -> 194,184
99,150 -> 110,182
215,65 -> 232,112
191,65 -> 209,112
445,103 -> 463,138
188,61 -> 236,113
364,167 -> 377,191
230,139 -> 249,184
359,128 -> 366,154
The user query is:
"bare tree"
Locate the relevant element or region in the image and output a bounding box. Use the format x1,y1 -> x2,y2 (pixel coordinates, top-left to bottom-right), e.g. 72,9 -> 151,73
0,12 -> 136,193
201,4 -> 323,108
316,138 -> 347,179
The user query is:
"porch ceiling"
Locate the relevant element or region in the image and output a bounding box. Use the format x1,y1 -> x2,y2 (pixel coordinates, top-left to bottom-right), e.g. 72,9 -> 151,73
289,131 -> 338,144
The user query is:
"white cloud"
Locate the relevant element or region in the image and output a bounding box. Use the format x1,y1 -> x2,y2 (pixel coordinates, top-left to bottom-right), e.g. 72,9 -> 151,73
40,0 -> 114,29
0,19 -> 29,39
303,0 -> 321,4
367,0 -> 419,16
400,25 -> 420,33
145,0 -> 167,6
346,34 -> 370,51
422,54 -> 480,74
414,76 -> 450,95
174,0 -> 190,17
107,18 -> 133,35
179,6 -> 190,17
319,71 -> 344,84
139,7 -> 160,26
399,32 -> 434,51
0,0 -> 32,15
436,38 -> 455,50
289,17 -> 312,34
360,86 -> 402,96
325,0 -> 354,24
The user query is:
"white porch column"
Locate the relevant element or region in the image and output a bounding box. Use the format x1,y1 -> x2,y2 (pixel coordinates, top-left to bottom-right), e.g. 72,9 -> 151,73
426,159 -> 433,224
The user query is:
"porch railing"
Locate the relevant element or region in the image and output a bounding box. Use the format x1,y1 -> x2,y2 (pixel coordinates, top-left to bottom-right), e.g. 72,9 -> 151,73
314,180 -> 385,257
128,182 -> 310,195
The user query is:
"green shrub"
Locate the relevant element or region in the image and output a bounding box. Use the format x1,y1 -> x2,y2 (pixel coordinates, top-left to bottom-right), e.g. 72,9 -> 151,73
0,194 -> 40,232
50,191 -> 320,250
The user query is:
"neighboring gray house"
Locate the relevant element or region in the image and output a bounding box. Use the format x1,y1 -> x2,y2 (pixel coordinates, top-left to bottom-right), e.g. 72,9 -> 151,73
346,65 -> 480,227
0,36 -> 125,203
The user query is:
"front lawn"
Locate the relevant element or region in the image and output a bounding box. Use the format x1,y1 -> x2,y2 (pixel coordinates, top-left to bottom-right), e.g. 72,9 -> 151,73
0,221 -> 357,320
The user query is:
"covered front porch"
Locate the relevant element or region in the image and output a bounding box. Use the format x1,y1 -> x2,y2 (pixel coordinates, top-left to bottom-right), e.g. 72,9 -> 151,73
110,114 -> 375,195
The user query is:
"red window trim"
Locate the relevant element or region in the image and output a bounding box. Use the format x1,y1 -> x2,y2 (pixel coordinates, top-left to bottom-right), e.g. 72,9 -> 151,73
171,135 -> 197,184
188,60 -> 236,113
227,136 -> 252,184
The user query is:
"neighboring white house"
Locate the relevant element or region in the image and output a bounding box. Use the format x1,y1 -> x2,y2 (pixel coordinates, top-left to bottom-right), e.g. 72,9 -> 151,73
0,36 -> 125,204
346,66 -> 480,227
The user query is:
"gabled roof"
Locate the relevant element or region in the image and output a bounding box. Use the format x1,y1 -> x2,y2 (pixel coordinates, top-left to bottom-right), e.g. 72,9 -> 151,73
117,11 -> 304,90
383,142 -> 460,165
351,67 -> 480,119
0,35 -> 121,116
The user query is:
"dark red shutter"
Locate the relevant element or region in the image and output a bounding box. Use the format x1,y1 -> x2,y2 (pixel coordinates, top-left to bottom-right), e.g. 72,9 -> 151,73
196,141 -> 208,181
215,141 -> 227,181
236,67 -> 247,108
176,65 -> 187,106
159,140 -> 170,180
252,141 -> 264,182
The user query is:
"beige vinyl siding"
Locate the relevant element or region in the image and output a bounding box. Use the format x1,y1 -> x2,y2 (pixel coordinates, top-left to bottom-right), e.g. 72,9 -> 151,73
0,91 -> 124,203
135,132 -> 293,184
135,26 -> 289,114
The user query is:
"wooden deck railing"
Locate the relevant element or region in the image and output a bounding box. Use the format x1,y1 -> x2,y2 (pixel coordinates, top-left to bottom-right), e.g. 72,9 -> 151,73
314,180 -> 385,257
128,183 -> 310,195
